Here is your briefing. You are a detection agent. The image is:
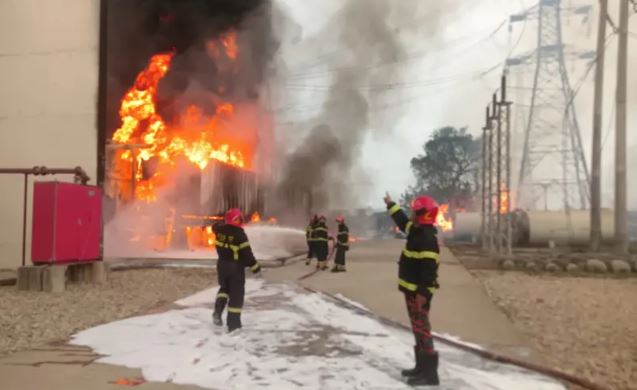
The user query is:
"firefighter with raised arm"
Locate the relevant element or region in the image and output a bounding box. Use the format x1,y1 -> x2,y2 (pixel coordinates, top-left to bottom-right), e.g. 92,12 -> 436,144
331,215 -> 349,272
305,214 -> 318,266
313,215 -> 330,270
212,208 -> 262,333
384,193 -> 440,386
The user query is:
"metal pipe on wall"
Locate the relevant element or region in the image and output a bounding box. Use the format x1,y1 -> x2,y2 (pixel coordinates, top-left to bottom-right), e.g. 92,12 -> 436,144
0,166 -> 92,266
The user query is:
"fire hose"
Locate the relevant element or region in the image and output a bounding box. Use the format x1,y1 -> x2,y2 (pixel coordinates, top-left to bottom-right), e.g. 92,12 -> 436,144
297,239 -> 337,281
302,287 -> 610,390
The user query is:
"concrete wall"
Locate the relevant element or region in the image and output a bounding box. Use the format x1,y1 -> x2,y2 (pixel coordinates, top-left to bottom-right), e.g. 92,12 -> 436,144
0,0 -> 100,269
629,145 -> 637,211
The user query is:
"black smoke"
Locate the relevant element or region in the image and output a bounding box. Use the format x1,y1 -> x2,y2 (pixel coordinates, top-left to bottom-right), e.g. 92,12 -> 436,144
105,0 -> 273,136
274,0 -> 460,214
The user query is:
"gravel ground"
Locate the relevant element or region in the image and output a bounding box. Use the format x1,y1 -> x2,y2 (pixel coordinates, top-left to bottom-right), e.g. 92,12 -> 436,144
473,271 -> 637,390
0,268 -> 216,356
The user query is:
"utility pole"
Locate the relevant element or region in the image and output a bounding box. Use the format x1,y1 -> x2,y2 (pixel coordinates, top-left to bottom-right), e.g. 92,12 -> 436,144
615,0 -> 629,254
481,107 -> 489,250
590,0 -> 608,251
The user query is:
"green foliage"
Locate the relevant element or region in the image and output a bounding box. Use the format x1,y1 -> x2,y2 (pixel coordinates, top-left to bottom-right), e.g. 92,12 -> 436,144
403,126 -> 481,205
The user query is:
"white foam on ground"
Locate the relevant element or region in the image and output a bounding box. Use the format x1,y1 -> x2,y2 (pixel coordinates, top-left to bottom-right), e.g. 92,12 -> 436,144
71,283 -> 565,390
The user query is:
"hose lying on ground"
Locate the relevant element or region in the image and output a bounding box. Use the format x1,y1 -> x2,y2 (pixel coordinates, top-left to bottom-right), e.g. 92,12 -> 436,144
302,286 -> 609,390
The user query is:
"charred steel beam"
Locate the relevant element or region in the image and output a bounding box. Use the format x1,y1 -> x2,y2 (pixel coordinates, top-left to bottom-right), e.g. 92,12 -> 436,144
0,166 -> 92,266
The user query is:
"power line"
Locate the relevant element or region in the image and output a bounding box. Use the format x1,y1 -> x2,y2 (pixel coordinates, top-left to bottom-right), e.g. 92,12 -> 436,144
563,32 -> 617,117
284,18 -> 511,81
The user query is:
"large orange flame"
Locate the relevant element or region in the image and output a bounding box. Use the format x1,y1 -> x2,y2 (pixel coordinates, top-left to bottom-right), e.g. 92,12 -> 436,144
436,204 -> 453,233
111,32 -> 251,203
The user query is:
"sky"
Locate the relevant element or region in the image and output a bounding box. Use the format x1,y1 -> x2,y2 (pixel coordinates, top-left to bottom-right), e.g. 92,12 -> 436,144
272,0 -> 636,210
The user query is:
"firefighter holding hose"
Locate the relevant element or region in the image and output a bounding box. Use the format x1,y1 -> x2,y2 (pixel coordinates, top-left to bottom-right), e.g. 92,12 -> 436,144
313,215 -> 330,270
212,208 -> 262,333
384,193 -> 440,386
305,214 -> 318,265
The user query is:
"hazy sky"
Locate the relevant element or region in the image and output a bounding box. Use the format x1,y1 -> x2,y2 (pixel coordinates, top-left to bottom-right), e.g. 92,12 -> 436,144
273,0 -> 636,210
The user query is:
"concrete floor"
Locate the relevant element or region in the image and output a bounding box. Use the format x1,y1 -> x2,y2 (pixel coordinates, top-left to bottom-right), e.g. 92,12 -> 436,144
266,239 -> 537,362
0,345 -> 205,390
0,238 -> 538,389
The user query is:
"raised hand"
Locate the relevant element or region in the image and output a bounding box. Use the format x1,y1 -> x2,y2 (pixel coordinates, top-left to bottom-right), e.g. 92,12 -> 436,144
383,192 -> 393,205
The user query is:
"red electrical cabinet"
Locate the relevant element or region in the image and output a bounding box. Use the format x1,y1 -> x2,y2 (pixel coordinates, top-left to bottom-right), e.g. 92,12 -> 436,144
31,182 -> 102,264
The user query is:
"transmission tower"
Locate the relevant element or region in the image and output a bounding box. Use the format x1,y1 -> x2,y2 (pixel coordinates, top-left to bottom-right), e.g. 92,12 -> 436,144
510,0 -> 591,211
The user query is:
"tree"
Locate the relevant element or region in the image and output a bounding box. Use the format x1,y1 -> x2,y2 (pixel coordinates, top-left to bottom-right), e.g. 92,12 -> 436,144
403,127 -> 481,208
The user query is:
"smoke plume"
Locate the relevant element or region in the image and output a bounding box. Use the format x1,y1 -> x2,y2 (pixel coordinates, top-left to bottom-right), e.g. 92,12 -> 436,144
273,0 -> 459,214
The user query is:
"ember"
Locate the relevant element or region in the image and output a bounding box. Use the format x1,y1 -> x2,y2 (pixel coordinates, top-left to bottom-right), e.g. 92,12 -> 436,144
250,212 -> 262,223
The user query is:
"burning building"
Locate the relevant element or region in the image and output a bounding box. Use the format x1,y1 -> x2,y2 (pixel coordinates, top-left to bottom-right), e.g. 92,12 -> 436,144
101,0 -> 275,255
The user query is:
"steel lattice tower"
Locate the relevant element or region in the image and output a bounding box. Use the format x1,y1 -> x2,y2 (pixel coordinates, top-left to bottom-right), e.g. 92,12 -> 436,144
515,0 -> 591,211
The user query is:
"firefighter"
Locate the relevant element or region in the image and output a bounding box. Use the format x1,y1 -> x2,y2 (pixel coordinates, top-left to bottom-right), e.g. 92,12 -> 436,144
383,193 -> 440,386
212,208 -> 262,333
313,215 -> 330,270
331,215 -> 349,272
305,215 -> 318,265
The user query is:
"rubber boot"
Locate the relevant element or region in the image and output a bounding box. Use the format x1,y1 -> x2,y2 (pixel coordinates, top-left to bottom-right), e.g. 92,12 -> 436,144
212,312 -> 223,326
212,298 -> 226,326
227,312 -> 242,333
407,351 -> 439,386
401,346 -> 423,377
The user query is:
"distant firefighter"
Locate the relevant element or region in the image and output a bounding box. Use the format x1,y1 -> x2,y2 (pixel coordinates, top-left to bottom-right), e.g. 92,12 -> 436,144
212,208 -> 262,333
305,214 -> 318,265
312,215 -> 330,270
384,193 -> 440,386
331,215 -> 349,273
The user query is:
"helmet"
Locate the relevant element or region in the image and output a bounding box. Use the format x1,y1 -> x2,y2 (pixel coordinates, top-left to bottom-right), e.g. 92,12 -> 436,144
225,208 -> 243,227
335,215 -> 345,223
311,214 -> 318,223
411,195 -> 438,225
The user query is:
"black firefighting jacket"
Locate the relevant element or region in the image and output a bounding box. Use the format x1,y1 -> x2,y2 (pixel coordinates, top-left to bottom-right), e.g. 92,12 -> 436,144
387,202 -> 440,295
336,223 -> 350,250
311,222 -> 329,244
212,223 -> 261,273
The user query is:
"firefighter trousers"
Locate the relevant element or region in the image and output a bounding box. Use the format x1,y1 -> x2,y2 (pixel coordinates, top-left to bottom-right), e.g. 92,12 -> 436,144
334,247 -> 347,270
404,291 -> 435,355
213,260 -> 246,331
306,241 -> 314,259
315,242 -> 328,268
